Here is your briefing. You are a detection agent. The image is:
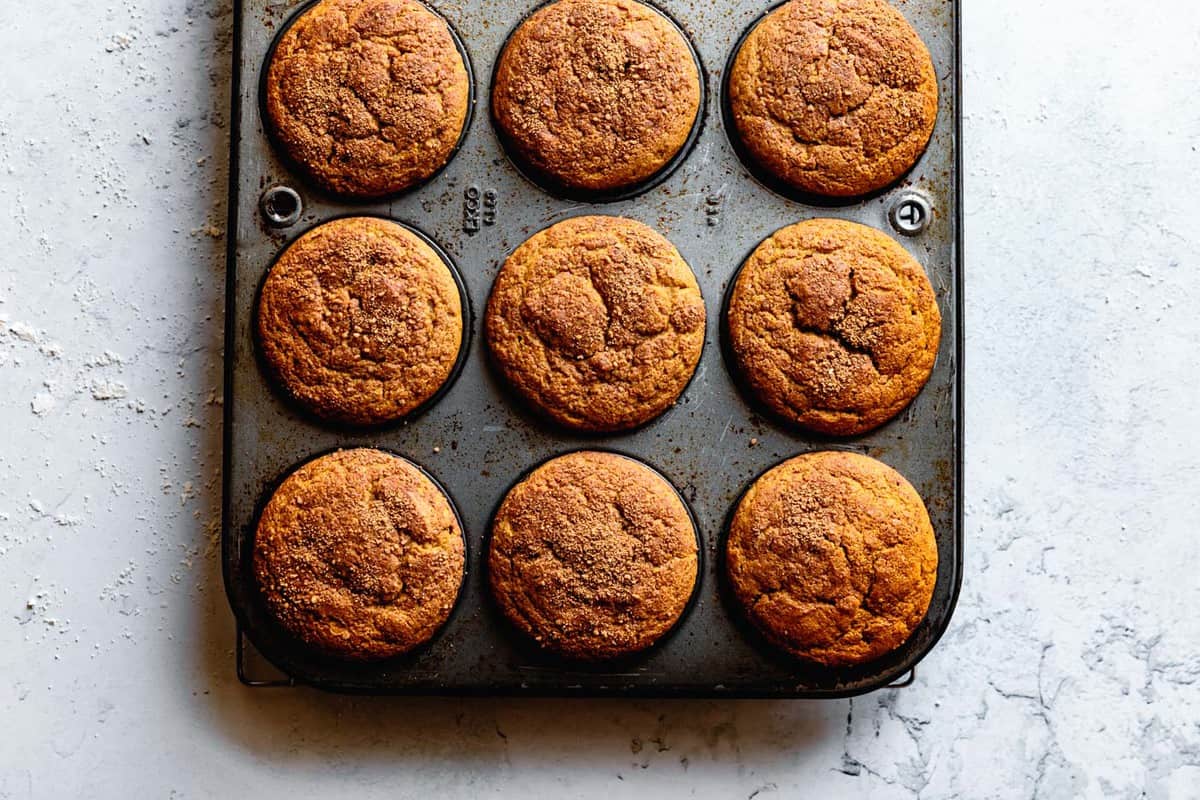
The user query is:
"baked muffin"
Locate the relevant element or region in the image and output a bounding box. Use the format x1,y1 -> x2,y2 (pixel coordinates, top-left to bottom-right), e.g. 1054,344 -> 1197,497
727,0 -> 938,197
264,0 -> 471,198
726,218 -> 940,436
256,217 -> 464,427
254,449 -> 465,660
725,451 -> 937,667
489,451 -> 699,660
486,216 -> 705,432
492,0 -> 701,194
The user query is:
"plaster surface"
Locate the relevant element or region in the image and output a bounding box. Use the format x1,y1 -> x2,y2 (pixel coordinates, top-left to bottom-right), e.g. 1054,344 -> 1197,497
0,2 -> 1197,798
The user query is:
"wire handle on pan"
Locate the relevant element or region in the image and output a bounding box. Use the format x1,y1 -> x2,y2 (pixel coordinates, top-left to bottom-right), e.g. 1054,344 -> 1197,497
886,669 -> 916,690
236,624 -> 296,688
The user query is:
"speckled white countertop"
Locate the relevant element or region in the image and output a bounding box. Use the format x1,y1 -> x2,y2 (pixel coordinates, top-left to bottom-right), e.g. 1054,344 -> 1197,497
1,1 -> 1198,798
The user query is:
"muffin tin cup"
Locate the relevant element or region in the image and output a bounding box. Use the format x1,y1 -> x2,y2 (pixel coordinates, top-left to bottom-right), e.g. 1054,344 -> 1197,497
716,228 -> 930,441
236,447 -> 472,681
481,214 -> 710,438
223,0 -> 963,697
715,452 -> 940,685
251,215 -> 475,433
480,448 -> 706,672
488,0 -> 709,204
257,0 -> 479,204
719,0 -> 938,208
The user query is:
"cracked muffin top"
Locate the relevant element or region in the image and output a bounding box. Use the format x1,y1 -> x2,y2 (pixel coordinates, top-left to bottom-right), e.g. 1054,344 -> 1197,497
256,217 -> 464,426
726,218 -> 940,436
728,0 -> 938,198
725,450 -> 937,667
489,451 -> 699,661
264,0 -> 471,198
486,216 -> 705,432
255,448 -> 465,660
492,0 -> 701,193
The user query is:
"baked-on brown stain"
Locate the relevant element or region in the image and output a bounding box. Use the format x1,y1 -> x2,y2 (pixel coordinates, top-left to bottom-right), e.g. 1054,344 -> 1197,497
726,451 -> 937,667
492,0 -> 701,193
264,0 -> 470,198
489,451 -> 699,661
726,218 -> 940,436
256,217 -> 464,426
254,449 -> 465,660
728,0 -> 938,198
486,216 -> 706,432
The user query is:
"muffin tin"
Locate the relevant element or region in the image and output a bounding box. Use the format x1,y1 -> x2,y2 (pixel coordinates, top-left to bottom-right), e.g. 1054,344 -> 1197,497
222,0 -> 962,697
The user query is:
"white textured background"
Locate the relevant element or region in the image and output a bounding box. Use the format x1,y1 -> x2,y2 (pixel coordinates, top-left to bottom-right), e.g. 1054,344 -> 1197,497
1,1 -> 1197,798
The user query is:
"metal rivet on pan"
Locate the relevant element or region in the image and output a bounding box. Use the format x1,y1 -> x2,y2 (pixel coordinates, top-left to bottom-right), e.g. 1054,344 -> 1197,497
260,185 -> 303,228
888,192 -> 933,237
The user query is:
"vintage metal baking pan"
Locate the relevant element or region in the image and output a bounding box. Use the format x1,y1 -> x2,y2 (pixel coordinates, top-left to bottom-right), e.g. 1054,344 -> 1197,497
222,0 -> 963,697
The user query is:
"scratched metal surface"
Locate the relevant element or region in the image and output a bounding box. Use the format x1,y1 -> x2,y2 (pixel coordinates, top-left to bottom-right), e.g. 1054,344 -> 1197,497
223,0 -> 961,696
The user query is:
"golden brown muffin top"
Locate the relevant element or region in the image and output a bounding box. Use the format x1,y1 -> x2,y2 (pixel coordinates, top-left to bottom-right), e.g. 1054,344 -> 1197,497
489,451 -> 699,660
726,451 -> 937,667
727,218 -> 940,436
254,449 -> 465,660
728,0 -> 938,197
257,217 -> 464,427
492,0 -> 701,193
264,0 -> 471,198
486,216 -> 706,432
